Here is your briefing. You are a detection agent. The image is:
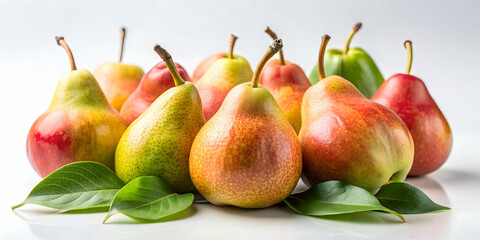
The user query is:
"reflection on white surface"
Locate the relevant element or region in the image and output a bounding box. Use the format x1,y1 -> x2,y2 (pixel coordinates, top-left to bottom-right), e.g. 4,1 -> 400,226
6,176 -> 459,240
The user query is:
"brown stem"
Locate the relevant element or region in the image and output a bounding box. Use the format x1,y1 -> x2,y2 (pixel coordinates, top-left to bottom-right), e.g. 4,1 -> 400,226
404,40 -> 413,75
317,34 -> 331,80
343,22 -> 362,55
55,36 -> 77,71
251,39 -> 283,88
264,26 -> 285,65
153,44 -> 185,86
228,34 -> 238,59
119,27 -> 126,63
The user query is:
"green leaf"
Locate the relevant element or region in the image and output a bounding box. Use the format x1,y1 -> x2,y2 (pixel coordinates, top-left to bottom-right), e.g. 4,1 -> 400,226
12,162 -> 125,211
284,181 -> 405,222
103,176 -> 194,223
375,182 -> 450,214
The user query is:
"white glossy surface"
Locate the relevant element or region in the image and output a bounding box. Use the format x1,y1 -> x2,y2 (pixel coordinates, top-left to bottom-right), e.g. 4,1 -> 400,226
2,149 -> 480,240
1,0 -> 480,239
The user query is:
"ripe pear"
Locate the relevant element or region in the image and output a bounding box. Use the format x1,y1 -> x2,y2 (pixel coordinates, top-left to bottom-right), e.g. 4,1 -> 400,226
371,41 -> 452,176
299,35 -> 414,193
115,45 -> 205,193
259,27 -> 311,133
190,39 -> 302,208
94,28 -> 144,111
195,35 -> 253,121
26,37 -> 127,177
120,61 -> 191,125
191,53 -> 224,83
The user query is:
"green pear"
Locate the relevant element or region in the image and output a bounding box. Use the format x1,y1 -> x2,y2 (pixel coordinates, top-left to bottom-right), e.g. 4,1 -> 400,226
115,44 -> 205,193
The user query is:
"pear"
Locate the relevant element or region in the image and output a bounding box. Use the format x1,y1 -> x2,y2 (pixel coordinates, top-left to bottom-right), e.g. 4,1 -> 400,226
94,27 -> 144,111
259,27 -> 311,133
195,35 -> 253,121
299,35 -> 414,193
120,60 -> 191,125
190,39 -> 302,208
115,44 -> 205,193
371,41 -> 452,176
191,53 -> 224,83
26,37 -> 127,177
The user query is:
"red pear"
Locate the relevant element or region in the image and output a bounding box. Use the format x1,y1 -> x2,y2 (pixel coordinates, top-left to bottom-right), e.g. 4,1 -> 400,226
259,27 -> 311,133
371,40 -> 452,176
299,35 -> 414,193
120,61 -> 191,125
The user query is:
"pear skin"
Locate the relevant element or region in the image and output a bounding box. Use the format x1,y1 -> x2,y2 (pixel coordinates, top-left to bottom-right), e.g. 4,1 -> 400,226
115,45 -> 205,193
300,75 -> 414,192
26,38 -> 126,177
94,28 -> 144,111
299,35 -> 414,193
190,40 -> 302,208
371,41 -> 452,176
191,52 -> 225,83
94,62 -> 144,111
196,55 -> 253,121
120,61 -> 191,125
195,35 -> 253,121
259,59 -> 310,134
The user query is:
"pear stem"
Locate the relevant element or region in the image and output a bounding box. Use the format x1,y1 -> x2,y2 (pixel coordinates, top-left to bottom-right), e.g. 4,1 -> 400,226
153,44 -> 185,86
119,27 -> 126,63
317,34 -> 331,80
343,22 -> 362,55
404,40 -> 413,75
264,26 -> 285,65
228,34 -> 238,59
55,36 -> 77,71
251,39 -> 283,88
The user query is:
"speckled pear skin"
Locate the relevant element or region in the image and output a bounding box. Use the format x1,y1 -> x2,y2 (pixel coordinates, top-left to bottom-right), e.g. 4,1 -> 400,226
115,82 -> 205,193
94,63 -> 144,111
195,55 -> 253,121
120,62 -> 191,125
190,83 -> 302,208
259,59 -> 311,133
26,69 -> 127,177
299,75 -> 414,193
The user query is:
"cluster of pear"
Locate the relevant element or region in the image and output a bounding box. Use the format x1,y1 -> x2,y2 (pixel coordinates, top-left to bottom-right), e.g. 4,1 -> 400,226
26,23 -> 452,208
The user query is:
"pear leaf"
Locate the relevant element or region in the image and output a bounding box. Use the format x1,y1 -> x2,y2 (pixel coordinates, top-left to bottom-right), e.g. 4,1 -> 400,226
103,176 -> 194,223
375,182 -> 450,214
12,162 -> 125,211
284,181 -> 405,222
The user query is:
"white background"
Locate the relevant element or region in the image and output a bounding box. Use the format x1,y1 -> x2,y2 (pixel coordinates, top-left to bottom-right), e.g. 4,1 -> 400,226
0,0 -> 479,239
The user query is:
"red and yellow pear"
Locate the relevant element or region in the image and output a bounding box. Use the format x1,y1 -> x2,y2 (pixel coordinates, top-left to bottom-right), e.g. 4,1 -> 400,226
26,37 -> 127,177
371,40 -> 452,176
190,39 -> 302,208
191,53 -> 224,83
195,35 -> 253,121
259,26 -> 311,133
299,35 -> 414,193
94,28 -> 144,111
